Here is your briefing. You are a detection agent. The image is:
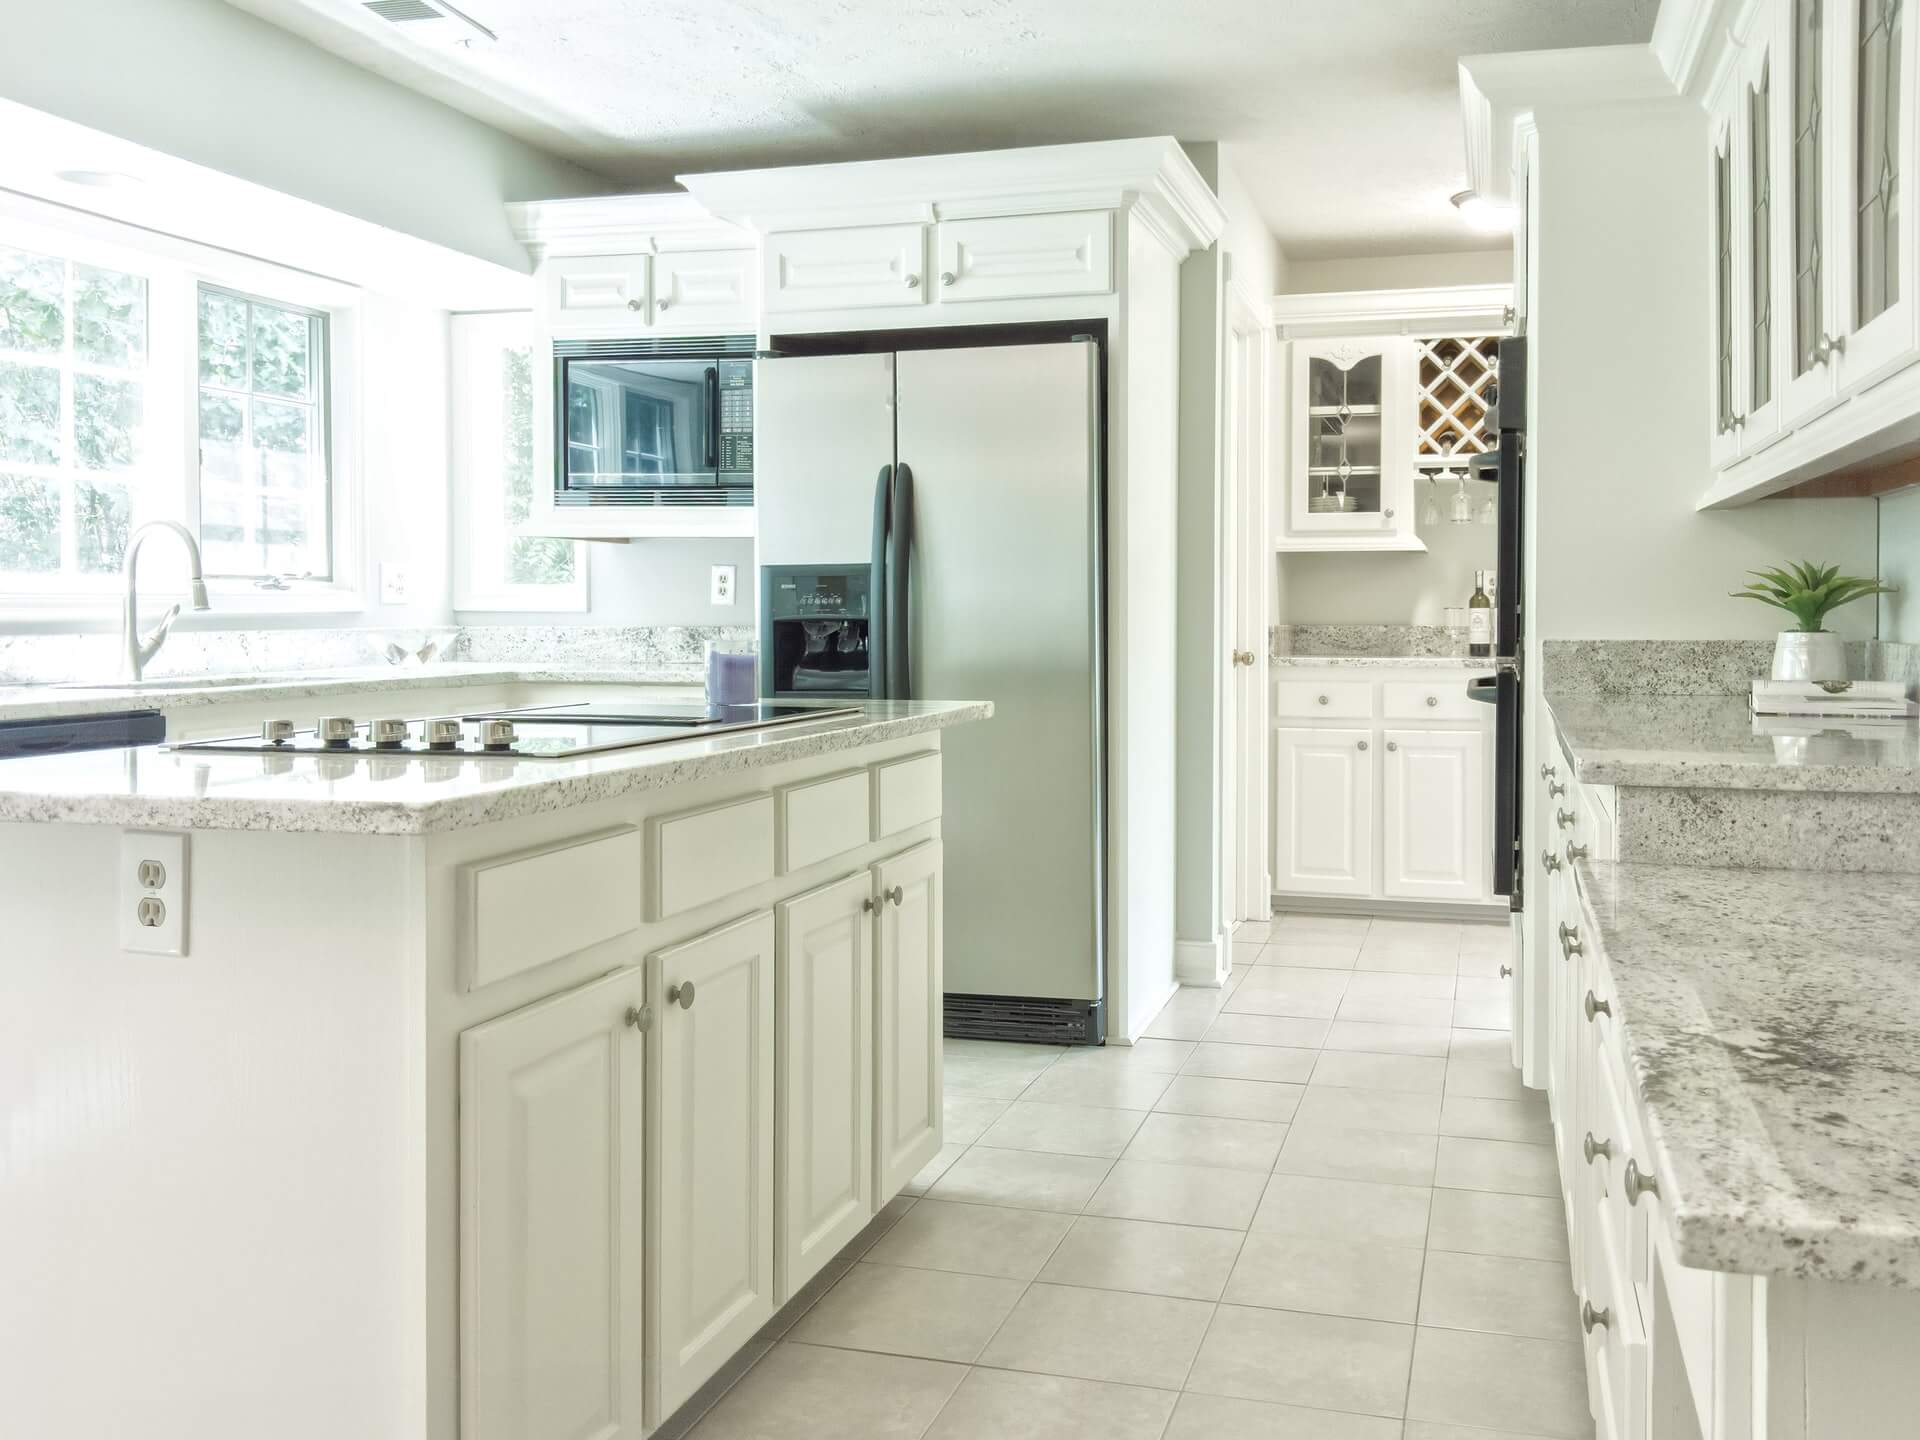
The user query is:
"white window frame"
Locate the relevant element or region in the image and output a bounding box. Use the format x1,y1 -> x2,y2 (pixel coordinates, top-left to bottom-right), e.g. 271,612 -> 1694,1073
0,192 -> 362,618
451,311 -> 586,613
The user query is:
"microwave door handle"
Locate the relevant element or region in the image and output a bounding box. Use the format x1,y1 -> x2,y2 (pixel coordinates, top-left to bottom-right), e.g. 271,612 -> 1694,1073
871,465 -> 893,700
704,366 -> 720,472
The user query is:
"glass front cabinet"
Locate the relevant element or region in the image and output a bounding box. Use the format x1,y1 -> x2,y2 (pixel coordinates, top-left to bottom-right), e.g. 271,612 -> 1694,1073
1709,0 -> 1917,480
1281,335 -> 1423,551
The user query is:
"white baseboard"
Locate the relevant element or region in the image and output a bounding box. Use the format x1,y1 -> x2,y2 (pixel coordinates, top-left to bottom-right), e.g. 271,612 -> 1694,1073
1174,932 -> 1231,988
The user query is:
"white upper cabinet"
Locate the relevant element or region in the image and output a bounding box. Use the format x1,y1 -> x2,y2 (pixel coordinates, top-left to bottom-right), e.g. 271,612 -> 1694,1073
1281,336 -> 1422,552
764,224 -> 930,313
652,248 -> 757,332
542,254 -> 653,337
934,211 -> 1114,302
1782,0 -> 1844,428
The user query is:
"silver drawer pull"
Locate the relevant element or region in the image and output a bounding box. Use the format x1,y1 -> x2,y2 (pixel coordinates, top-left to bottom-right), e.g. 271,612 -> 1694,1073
940,270 -> 957,287
1499,964 -> 1513,978
885,885 -> 905,906
1357,739 -> 1369,751
1386,740 -> 1398,752
1555,808 -> 1577,830
1583,991 -> 1611,1022
626,298 -> 644,311
1583,1132 -> 1612,1165
1624,1159 -> 1660,1206
1547,780 -> 1567,797
1541,851 -> 1562,873
1581,1300 -> 1611,1334
1566,842 -> 1590,863
1558,922 -> 1584,961
1426,695 -> 1439,707
1541,764 -> 1558,780
1317,693 -> 1330,705
667,981 -> 696,1010
904,273 -> 922,289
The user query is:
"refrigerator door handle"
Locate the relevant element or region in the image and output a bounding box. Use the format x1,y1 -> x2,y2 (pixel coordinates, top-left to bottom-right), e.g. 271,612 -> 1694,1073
888,462 -> 915,701
871,464 -> 893,700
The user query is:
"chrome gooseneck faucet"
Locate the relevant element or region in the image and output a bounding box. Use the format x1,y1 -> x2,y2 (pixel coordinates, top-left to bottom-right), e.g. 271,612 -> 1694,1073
123,521 -> 211,681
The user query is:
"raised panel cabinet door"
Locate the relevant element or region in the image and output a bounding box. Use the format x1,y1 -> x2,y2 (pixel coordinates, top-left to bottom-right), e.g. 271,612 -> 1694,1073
872,840 -> 943,1199
1381,728 -> 1487,903
1271,727 -> 1375,898
763,224 -> 930,313
542,254 -> 652,337
934,211 -> 1114,302
774,871 -> 874,1302
651,249 -> 757,331
460,966 -> 647,1440
651,911 -> 776,1420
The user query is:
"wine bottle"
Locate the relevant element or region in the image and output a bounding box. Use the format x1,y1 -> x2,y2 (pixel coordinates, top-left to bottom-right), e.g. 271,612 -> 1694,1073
1468,569 -> 1494,658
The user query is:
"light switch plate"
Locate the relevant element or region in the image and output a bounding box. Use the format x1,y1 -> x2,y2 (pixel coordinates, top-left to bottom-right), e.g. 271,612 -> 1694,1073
710,564 -> 737,606
120,830 -> 188,956
380,562 -> 410,605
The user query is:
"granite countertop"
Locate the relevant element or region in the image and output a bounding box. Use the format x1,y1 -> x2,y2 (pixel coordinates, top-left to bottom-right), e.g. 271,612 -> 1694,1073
0,701 -> 992,835
1271,655 -> 1488,671
1547,692 -> 1920,793
0,663 -> 710,723
1574,857 -> 1920,1285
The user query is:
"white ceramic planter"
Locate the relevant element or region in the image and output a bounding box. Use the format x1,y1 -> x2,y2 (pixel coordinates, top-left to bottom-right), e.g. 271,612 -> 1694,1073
1771,630 -> 1848,682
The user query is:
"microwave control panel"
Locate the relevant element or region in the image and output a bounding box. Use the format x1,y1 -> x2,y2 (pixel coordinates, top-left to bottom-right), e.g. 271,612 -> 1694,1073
718,359 -> 754,478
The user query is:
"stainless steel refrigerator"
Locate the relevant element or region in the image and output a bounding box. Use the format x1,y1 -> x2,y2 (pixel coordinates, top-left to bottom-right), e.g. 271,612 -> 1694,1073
755,339 -> 1106,1043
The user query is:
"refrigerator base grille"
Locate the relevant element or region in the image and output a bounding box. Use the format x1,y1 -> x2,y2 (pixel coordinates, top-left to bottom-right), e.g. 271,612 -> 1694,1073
943,993 -> 1103,1046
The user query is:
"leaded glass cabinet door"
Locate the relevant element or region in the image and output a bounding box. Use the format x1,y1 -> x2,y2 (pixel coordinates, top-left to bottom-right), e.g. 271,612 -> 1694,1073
1743,7 -> 1789,450
1710,66 -> 1747,468
1783,0 -> 1845,424
1284,335 -> 1420,551
1834,0 -> 1919,390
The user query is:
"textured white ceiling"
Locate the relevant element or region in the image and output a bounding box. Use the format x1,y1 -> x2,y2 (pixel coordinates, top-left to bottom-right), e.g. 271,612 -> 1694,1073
223,0 -> 1656,259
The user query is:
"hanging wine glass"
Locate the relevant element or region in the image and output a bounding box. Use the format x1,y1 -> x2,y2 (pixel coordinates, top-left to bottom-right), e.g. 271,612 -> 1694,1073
1421,473 -> 1440,526
1479,485 -> 1498,526
1449,469 -> 1473,524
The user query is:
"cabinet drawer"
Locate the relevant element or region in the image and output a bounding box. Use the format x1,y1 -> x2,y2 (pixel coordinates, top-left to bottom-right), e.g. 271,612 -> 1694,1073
461,827 -> 642,990
872,751 -> 942,837
764,224 -> 928,313
650,794 -> 775,920
1382,680 -> 1481,721
1274,680 -> 1372,719
777,769 -> 872,873
541,254 -> 650,334
935,211 -> 1113,302
652,248 -> 756,330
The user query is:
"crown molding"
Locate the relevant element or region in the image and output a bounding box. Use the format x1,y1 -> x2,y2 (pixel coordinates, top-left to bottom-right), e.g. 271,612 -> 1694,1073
1652,0 -> 1760,100
679,136 -> 1228,258
506,190 -> 755,260
1268,283 -> 1514,339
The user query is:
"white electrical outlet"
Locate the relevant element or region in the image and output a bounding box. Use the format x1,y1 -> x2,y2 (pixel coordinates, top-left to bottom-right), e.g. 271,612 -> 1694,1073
120,831 -> 188,956
710,564 -> 737,606
380,562 -> 410,605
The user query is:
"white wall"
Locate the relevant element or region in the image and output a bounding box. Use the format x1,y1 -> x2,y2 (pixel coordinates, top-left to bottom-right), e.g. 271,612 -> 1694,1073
460,537 -> 759,629
0,0 -> 605,272
1284,250 -> 1513,294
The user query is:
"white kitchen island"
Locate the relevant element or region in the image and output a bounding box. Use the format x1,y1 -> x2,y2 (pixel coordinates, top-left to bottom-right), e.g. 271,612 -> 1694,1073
0,697 -> 989,1440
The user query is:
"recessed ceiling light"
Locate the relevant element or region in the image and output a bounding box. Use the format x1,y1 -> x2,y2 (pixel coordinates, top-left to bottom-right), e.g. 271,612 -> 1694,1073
1451,188 -> 1514,234
54,169 -> 145,190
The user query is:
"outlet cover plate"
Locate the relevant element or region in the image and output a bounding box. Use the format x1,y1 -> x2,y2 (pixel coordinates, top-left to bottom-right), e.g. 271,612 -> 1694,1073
120,830 -> 188,956
710,564 -> 736,606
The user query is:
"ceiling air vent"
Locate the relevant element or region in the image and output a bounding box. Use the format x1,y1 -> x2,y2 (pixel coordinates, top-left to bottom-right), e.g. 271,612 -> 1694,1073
360,0 -> 496,48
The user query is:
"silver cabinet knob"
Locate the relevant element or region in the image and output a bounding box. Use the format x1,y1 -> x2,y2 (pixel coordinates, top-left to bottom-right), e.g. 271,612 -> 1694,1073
885,885 -> 905,906
862,896 -> 877,913
1583,991 -> 1611,1022
656,296 -> 670,310
1813,332 -> 1847,364
427,718 -> 463,750
624,1004 -> 652,1032
1386,740 -> 1398,751
318,716 -> 357,748
1499,964 -> 1513,978
1623,1159 -> 1660,1206
1384,507 -> 1396,520
626,298 -> 644,311
1317,694 -> 1330,705
904,273 -> 921,289
1582,1300 -> 1611,1334
1541,764 -> 1558,780
480,719 -> 517,752
1547,780 -> 1567,797
262,719 -> 294,746
372,718 -> 410,749
1555,808 -> 1577,830
1583,1132 -> 1613,1164
940,270 -> 956,287
1541,851 -> 1563,873
668,981 -> 696,1010
1558,922 -> 1584,961
1426,695 -> 1439,707
1357,740 -> 1369,751
1566,842 -> 1590,863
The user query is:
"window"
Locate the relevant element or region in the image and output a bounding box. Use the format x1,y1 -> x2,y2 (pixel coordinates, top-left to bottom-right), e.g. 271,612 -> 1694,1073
452,312 -> 583,611
0,201 -> 354,609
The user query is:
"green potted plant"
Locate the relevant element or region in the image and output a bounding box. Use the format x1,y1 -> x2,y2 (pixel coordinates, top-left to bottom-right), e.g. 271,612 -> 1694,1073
1729,561 -> 1895,682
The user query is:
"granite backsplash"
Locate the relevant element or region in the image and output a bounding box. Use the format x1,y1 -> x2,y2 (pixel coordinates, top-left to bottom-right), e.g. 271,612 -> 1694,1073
1542,638 -> 1920,696
1270,622 -> 1462,659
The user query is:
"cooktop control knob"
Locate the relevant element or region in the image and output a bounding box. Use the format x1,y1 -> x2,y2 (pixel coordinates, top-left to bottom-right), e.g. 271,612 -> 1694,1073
426,718 -> 463,751
261,719 -> 294,746
480,719 -> 518,753
318,716 -> 358,749
371,718 -> 410,750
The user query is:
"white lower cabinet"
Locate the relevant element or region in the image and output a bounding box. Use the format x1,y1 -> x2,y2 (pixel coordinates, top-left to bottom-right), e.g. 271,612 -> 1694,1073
651,911 -> 777,1419
872,841 -> 944,1197
460,966 -> 649,1440
774,872 -> 874,1301
1381,728 -> 1485,902
1272,727 -> 1375,898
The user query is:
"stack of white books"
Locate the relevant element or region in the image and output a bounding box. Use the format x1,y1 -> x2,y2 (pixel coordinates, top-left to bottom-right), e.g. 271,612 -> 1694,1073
1749,679 -> 1917,719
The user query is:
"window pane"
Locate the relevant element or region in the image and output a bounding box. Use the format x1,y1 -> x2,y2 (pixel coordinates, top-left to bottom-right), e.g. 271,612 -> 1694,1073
0,473 -> 59,571
0,246 -> 65,355
75,478 -> 130,573
74,373 -> 143,470
0,359 -> 62,465
198,290 -> 248,388
249,304 -> 311,398
72,264 -> 147,367
502,345 -> 574,585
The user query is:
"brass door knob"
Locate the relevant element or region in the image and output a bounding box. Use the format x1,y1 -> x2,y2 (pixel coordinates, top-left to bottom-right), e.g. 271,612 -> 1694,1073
1232,649 -> 1257,666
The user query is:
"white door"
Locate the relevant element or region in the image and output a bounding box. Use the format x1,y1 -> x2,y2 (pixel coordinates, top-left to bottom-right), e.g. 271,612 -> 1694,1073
652,249 -> 757,332
774,872 -> 873,1302
651,912 -> 775,1419
541,254 -> 651,337
1381,729 -> 1486,902
1272,727 -> 1374,898
1225,286 -> 1271,926
753,352 -> 897,567
873,841 -> 943,1198
460,967 -> 647,1440
763,224 -> 929,313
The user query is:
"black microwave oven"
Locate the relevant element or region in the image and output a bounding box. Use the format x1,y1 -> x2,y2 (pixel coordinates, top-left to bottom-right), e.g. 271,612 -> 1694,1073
552,334 -> 754,508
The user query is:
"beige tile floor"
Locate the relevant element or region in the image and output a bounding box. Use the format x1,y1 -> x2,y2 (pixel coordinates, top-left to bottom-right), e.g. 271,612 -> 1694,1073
686,913 -> 1593,1440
